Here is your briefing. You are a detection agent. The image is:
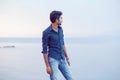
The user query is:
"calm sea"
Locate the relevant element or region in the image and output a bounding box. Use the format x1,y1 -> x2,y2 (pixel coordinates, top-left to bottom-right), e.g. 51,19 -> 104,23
0,36 -> 120,80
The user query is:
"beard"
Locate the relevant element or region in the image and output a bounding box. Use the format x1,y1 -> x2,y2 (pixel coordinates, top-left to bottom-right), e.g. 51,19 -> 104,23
58,23 -> 61,26
57,22 -> 62,26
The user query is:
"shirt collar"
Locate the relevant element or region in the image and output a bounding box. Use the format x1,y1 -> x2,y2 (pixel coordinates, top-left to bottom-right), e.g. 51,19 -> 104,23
49,24 -> 61,31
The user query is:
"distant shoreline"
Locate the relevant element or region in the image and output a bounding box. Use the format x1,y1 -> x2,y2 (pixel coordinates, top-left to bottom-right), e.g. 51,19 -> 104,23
0,42 -> 16,48
0,45 -> 15,48
0,37 -> 41,43
0,36 -> 119,44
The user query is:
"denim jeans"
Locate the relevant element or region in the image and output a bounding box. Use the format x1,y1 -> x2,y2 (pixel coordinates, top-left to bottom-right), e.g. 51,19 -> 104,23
48,57 -> 74,80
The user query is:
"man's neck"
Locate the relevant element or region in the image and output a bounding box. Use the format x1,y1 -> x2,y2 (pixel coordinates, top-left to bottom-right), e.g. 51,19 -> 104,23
51,23 -> 58,29
51,23 -> 59,32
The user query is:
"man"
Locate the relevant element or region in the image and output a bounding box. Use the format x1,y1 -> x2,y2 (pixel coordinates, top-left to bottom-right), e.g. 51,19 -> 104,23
42,10 -> 73,80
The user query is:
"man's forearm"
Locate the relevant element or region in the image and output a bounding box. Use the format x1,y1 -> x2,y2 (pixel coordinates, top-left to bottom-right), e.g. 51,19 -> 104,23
63,45 -> 69,60
43,54 -> 50,67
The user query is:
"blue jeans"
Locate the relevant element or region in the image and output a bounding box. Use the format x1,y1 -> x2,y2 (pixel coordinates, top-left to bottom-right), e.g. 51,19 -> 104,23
48,57 -> 74,80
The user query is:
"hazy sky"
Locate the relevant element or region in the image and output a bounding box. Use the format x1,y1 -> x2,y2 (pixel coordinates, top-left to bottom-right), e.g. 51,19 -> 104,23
0,0 -> 120,37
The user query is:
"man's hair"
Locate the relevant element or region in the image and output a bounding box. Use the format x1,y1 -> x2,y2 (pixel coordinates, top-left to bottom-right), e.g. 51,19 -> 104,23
50,10 -> 62,23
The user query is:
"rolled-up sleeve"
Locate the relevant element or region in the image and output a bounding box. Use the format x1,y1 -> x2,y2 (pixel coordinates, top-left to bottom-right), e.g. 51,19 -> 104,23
42,31 -> 48,54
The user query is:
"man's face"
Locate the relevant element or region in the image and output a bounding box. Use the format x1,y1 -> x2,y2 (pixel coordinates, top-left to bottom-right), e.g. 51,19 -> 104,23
56,16 -> 63,25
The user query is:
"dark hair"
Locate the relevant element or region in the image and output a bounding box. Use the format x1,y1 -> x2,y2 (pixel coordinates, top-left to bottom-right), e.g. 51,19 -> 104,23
50,10 -> 62,23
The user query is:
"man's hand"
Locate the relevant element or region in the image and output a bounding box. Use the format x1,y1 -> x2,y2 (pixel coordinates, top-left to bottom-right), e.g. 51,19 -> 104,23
67,59 -> 71,66
46,66 -> 52,75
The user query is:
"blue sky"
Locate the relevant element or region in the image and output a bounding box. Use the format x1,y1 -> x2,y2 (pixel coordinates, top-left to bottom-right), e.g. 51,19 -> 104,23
0,0 -> 120,37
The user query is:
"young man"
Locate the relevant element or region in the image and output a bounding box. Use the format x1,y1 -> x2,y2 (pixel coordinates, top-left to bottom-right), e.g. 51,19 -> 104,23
42,10 -> 73,80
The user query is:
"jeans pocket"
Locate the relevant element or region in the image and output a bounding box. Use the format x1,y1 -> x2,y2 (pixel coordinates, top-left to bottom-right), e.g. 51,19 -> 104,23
49,57 -> 56,63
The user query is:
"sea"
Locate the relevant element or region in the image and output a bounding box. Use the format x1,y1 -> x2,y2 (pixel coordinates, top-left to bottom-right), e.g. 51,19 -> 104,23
0,36 -> 120,80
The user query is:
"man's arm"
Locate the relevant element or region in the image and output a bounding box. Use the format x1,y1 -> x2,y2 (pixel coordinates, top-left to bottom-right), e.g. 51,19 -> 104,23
42,31 -> 52,74
43,54 -> 50,68
43,54 -> 52,74
63,45 -> 70,66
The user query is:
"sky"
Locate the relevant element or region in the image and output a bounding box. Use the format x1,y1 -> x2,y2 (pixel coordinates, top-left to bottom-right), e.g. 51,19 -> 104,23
0,0 -> 120,38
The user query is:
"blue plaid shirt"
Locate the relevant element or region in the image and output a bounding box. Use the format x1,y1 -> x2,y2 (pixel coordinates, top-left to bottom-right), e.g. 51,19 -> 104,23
42,25 -> 65,60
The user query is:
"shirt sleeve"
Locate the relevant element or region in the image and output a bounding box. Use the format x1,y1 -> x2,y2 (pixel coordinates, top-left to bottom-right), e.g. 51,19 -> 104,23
41,31 -> 48,54
62,33 -> 65,45
61,27 -> 65,45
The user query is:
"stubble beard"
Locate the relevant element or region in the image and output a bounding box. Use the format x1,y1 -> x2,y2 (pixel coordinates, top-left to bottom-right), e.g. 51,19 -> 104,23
58,22 -> 62,26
